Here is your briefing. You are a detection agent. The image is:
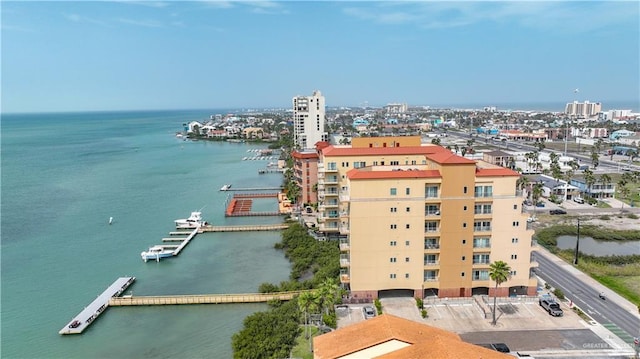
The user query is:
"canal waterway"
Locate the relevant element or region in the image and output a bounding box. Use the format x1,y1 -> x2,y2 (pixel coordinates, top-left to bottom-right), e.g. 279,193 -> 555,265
556,235 -> 640,256
1,110 -> 291,358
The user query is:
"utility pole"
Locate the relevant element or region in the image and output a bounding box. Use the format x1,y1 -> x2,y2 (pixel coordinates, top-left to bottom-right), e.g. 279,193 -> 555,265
573,218 -> 580,265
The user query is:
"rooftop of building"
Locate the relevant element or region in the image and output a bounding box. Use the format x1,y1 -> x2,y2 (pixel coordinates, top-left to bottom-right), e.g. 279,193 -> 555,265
313,314 -> 512,359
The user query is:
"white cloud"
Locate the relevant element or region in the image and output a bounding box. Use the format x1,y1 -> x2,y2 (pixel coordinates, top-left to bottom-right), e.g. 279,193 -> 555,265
63,13 -> 107,26
342,1 -> 639,32
117,17 -> 163,27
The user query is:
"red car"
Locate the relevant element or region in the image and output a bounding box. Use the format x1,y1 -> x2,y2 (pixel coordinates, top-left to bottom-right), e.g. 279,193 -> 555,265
69,320 -> 81,329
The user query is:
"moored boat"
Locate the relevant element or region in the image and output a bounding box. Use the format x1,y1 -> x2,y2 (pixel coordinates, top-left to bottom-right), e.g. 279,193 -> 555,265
141,246 -> 174,262
174,211 -> 206,229
220,184 -> 232,191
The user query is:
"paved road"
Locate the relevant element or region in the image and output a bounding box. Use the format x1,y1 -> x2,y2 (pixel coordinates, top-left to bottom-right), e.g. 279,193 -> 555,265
534,250 -> 640,346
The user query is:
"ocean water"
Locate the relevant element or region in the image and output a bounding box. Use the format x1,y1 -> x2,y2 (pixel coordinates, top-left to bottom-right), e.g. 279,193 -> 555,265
1,110 -> 291,358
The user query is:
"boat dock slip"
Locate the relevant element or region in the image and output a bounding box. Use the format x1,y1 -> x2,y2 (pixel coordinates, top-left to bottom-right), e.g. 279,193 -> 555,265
109,291 -> 306,306
200,224 -> 289,232
59,277 -> 135,335
171,226 -> 199,256
225,187 -> 281,191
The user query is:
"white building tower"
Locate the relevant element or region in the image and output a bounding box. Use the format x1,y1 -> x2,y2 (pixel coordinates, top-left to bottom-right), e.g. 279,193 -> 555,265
292,90 -> 327,149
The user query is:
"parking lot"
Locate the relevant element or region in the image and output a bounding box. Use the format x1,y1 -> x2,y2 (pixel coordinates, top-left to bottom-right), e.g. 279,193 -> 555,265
336,295 -> 634,357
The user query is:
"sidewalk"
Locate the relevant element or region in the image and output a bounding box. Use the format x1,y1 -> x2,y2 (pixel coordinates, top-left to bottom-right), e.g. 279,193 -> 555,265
536,246 -> 640,317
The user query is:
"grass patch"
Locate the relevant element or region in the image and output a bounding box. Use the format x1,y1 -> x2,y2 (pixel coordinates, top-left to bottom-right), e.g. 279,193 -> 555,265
290,326 -> 319,359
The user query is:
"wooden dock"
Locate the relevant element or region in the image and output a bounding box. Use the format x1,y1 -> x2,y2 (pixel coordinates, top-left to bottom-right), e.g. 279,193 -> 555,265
225,187 -> 282,191
171,226 -> 199,256
108,291 -> 306,306
59,277 -> 135,335
200,224 -> 289,232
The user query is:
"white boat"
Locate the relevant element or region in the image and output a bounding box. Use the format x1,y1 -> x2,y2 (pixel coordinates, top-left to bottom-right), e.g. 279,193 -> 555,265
141,246 -> 174,262
109,217 -> 113,225
174,211 -> 206,229
220,184 -> 232,191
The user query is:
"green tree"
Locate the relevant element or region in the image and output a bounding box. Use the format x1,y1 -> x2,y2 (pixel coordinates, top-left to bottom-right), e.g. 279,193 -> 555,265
590,147 -> 600,169
489,260 -> 512,326
583,168 -> 595,198
298,290 -> 320,347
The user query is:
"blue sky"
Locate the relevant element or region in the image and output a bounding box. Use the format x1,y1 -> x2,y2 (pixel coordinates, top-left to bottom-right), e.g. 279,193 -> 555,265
2,1 -> 639,113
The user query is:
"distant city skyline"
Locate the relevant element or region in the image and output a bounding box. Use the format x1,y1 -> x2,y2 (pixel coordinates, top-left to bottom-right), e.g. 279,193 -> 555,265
2,1 -> 639,113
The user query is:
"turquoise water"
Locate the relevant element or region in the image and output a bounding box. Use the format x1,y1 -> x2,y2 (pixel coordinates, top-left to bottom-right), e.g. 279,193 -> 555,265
1,110 -> 291,358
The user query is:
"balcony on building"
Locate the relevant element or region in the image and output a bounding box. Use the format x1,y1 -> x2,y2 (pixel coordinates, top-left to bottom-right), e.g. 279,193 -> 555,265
473,222 -> 492,232
424,254 -> 438,267
423,270 -> 439,282
324,175 -> 339,184
424,221 -> 439,234
472,254 -> 490,266
339,238 -> 350,251
472,238 -> 491,249
324,189 -> 339,197
319,222 -> 339,232
340,272 -> 350,284
339,193 -> 350,202
425,205 -> 440,217
339,225 -> 350,235
340,255 -> 350,267
424,239 -> 440,252
473,204 -> 493,219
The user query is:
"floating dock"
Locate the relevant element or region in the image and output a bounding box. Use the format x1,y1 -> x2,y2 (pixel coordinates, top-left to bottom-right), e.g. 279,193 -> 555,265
171,227 -> 199,256
59,277 -> 135,335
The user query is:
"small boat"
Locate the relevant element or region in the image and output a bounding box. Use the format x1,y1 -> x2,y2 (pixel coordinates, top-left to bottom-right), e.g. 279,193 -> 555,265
220,184 -> 232,191
174,212 -> 206,229
109,217 -> 113,225
141,246 -> 174,262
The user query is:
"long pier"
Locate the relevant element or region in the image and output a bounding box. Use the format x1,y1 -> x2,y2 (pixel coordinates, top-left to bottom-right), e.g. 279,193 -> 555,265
59,277 -> 135,335
200,224 -> 289,232
109,291 -> 306,306
224,187 -> 282,191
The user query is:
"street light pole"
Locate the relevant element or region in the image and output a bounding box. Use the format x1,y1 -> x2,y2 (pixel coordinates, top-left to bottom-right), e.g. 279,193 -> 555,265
573,218 -> 581,265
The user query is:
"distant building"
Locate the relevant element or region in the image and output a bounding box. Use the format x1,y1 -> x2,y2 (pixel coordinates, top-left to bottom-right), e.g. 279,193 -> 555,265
292,90 -> 327,150
384,103 -> 408,114
565,101 -> 602,118
292,148 -> 321,205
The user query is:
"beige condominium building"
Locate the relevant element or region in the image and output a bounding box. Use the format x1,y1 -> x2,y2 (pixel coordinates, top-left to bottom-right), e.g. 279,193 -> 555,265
317,136 -> 537,300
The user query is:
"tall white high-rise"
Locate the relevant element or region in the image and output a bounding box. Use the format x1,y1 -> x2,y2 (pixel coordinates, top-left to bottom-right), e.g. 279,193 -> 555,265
565,101 -> 602,118
292,90 -> 327,149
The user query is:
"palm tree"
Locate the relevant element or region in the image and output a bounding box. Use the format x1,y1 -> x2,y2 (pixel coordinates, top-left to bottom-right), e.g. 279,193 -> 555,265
600,173 -> 612,200
489,260 -> 512,326
317,278 -> 341,315
583,168 -> 595,198
298,291 -> 320,346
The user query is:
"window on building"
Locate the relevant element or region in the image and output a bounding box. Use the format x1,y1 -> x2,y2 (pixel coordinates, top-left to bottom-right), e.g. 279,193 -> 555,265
405,257 -> 410,262
354,161 -> 366,168
463,205 -> 467,211
406,187 -> 410,195
473,237 -> 491,248
513,221 -> 519,227
390,224 -> 397,229
509,270 -> 517,276
405,273 -> 410,278
424,254 -> 437,265
512,238 -> 519,244
473,270 -> 489,280
463,186 -> 468,194
425,205 -> 439,215
390,257 -> 397,263
474,204 -> 492,214
390,241 -> 397,246
390,207 -> 397,213
390,160 -> 399,165
405,240 -> 410,246
462,239 -> 466,244
425,221 -> 438,232
425,185 -> 439,198
513,204 -> 518,210
406,224 -> 410,229
474,185 -> 493,197
472,254 -> 490,264
511,254 -> 518,259
473,221 -> 492,232
390,188 -> 397,196
461,256 -> 466,261
406,207 -> 410,212
461,272 -> 465,277
390,273 -> 396,279
463,223 -> 467,228
424,238 -> 438,249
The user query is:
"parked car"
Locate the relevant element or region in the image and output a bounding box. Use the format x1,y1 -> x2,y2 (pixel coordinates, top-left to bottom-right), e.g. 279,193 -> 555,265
549,209 -> 567,215
535,201 -> 545,207
573,196 -> 584,204
475,343 -> 511,353
362,306 -> 376,319
539,297 -> 564,317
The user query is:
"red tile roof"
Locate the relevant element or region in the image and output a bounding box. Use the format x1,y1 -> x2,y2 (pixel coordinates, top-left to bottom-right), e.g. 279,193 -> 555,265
292,150 -> 319,159
313,314 -> 511,359
426,152 -> 477,164
476,167 -> 520,177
